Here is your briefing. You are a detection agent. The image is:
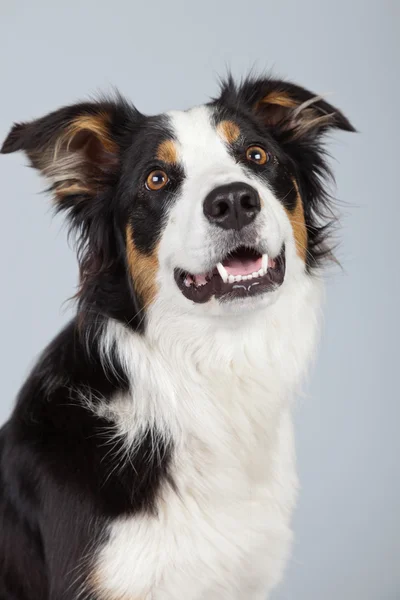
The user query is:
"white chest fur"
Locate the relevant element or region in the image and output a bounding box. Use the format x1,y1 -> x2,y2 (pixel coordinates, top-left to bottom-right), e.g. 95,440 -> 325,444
91,275 -> 322,600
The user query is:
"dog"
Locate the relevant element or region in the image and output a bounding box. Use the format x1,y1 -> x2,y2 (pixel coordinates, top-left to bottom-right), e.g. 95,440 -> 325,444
0,74 -> 354,599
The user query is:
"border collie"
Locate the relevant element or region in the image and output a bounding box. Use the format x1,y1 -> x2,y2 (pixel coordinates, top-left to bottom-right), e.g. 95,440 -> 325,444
0,75 -> 354,600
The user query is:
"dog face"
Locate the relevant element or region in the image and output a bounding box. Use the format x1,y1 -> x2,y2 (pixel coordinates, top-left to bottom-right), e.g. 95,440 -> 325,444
1,77 -> 354,327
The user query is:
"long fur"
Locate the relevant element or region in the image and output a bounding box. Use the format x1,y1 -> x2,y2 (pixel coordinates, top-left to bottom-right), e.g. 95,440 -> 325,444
0,74 -> 354,599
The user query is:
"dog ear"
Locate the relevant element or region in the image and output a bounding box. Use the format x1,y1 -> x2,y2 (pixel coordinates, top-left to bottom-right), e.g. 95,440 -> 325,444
223,77 -> 355,139
1,98 -> 143,323
1,99 -> 133,201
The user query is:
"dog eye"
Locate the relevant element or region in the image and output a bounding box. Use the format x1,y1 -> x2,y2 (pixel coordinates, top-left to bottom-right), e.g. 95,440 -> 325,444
246,146 -> 269,165
146,170 -> 169,191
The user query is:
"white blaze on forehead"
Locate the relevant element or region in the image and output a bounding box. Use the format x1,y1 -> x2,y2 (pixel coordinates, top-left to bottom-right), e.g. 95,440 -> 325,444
166,105 -> 241,188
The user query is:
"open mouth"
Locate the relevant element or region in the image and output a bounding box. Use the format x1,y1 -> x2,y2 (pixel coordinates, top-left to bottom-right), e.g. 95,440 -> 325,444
174,245 -> 286,303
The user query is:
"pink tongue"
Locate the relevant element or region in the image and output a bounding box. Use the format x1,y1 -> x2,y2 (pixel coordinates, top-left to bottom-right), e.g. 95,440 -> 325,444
223,255 -> 262,276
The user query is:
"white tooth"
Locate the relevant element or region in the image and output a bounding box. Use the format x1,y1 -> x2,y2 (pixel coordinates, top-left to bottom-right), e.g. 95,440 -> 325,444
244,275 -> 251,280
216,262 -> 229,283
258,269 -> 264,276
234,275 -> 242,282
252,272 -> 259,278
228,275 -> 235,284
262,253 -> 269,272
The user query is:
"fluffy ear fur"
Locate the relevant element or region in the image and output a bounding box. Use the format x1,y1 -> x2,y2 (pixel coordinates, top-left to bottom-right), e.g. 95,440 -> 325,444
1,98 -> 144,328
0,100 -> 135,200
220,76 -> 356,140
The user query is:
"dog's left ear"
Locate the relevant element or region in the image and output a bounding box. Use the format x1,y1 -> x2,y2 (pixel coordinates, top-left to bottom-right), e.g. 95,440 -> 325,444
224,77 -> 355,139
1,99 -> 135,201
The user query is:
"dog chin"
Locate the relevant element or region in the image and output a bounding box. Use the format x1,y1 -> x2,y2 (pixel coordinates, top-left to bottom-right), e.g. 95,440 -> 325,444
167,283 -> 284,321
217,286 -> 283,314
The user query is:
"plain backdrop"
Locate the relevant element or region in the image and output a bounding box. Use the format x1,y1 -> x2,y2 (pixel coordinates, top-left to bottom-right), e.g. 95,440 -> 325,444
1,1 -> 399,598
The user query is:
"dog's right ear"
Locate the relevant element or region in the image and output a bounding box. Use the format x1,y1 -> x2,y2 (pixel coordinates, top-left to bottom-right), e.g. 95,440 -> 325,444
1,98 -> 137,201
1,98 -> 144,322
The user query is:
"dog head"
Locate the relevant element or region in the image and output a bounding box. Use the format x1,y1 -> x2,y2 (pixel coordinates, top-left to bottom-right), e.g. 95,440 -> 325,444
1,76 -> 354,328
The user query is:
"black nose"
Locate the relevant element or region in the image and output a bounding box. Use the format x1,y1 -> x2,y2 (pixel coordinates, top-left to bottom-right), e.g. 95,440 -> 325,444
203,182 -> 261,231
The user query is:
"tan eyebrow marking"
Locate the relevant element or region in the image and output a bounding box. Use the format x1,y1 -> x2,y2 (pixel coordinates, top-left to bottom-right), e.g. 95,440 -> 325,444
156,139 -> 178,165
217,120 -> 241,144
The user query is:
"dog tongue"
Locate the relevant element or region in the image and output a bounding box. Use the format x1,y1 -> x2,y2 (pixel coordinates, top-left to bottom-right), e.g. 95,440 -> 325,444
222,254 -> 262,276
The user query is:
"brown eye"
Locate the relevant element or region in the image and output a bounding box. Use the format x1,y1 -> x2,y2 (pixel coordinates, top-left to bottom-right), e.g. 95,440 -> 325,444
146,170 -> 169,191
246,146 -> 269,165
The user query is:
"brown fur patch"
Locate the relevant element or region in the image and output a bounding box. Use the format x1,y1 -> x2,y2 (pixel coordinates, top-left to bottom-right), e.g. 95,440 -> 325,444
62,113 -> 117,154
39,113 -> 119,198
259,92 -> 298,108
156,139 -> 178,165
255,92 -> 298,128
257,92 -> 335,137
285,179 -> 308,261
24,113 -> 118,198
217,120 -> 240,144
55,182 -> 92,198
126,224 -> 158,306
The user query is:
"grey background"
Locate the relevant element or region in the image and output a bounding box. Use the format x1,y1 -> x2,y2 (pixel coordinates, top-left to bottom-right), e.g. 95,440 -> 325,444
0,1 -> 399,598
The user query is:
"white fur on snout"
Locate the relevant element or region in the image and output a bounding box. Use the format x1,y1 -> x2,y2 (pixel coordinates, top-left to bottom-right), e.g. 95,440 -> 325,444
162,106 -> 250,275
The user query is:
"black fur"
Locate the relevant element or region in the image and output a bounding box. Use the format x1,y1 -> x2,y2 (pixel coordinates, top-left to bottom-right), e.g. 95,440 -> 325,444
0,321 -> 173,599
0,75 -> 354,599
